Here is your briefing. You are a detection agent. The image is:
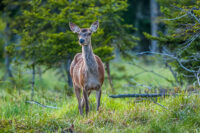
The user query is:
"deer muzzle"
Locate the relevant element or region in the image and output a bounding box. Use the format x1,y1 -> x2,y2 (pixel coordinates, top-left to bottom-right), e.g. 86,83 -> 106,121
79,38 -> 85,44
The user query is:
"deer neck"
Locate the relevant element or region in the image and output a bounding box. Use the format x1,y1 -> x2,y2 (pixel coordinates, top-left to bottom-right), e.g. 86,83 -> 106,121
82,41 -> 97,72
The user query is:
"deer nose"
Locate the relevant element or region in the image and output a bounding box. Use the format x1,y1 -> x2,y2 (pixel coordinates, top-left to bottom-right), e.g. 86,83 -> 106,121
79,39 -> 85,44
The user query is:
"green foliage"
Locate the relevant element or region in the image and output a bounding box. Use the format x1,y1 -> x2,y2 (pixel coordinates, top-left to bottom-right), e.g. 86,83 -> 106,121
0,17 -> 5,31
0,17 -> 5,60
0,39 -> 4,60
94,46 -> 115,62
144,0 -> 200,83
6,0 -> 138,69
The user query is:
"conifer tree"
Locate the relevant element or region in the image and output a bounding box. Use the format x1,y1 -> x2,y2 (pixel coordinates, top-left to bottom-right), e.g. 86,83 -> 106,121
1,0 -> 29,83
11,0 -> 138,90
144,0 -> 200,85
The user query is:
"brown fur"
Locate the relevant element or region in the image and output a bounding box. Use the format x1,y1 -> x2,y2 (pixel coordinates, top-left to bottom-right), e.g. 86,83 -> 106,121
69,21 -> 104,115
70,53 -> 104,89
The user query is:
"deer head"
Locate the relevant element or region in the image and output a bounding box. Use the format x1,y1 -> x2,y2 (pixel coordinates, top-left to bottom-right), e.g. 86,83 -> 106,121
69,21 -> 99,46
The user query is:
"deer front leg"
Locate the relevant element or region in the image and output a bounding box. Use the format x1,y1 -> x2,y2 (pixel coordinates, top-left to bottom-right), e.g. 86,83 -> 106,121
96,89 -> 101,111
83,89 -> 89,115
74,87 -> 83,115
81,90 -> 91,110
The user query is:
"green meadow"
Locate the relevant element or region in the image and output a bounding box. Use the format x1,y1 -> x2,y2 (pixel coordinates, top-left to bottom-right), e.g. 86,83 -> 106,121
1,59 -> 200,133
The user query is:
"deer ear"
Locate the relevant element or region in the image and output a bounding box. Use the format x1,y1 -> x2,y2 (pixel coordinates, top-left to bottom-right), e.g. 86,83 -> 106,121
69,22 -> 80,33
90,21 -> 99,32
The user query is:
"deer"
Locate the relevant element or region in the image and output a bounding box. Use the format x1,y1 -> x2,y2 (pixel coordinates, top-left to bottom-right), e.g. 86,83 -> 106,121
69,21 -> 104,115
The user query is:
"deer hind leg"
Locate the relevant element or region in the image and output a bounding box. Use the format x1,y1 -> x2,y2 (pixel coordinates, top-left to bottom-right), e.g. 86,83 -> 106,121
83,89 -> 89,115
74,86 -> 83,115
96,89 -> 102,111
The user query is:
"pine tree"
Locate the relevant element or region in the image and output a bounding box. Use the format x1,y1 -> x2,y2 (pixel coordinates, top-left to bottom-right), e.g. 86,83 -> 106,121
144,0 -> 200,85
11,0 -> 138,90
1,0 -> 30,82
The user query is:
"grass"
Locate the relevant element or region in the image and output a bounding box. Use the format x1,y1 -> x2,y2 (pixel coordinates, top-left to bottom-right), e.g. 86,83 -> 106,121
0,59 -> 200,132
1,90 -> 200,132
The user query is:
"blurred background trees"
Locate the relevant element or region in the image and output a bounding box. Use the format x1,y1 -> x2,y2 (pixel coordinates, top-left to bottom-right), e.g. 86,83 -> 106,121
1,1 -> 200,131
145,0 -> 200,86
0,0 -> 199,94
0,0 -> 140,93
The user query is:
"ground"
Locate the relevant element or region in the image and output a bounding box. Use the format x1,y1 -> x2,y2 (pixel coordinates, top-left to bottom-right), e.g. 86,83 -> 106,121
0,59 -> 200,132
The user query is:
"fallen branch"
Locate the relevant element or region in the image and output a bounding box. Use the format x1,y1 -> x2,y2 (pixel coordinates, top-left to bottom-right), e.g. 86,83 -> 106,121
26,100 -> 59,109
109,93 -> 168,98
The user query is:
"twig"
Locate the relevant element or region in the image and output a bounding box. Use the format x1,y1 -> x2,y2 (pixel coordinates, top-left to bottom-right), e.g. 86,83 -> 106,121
26,100 -> 59,109
150,98 -> 169,111
109,93 -> 174,112
170,5 -> 184,11
165,62 -> 179,85
169,5 -> 200,24
132,71 -> 146,78
196,68 -> 200,86
161,7 -> 200,54
182,73 -> 195,78
31,64 -> 35,100
188,11 -> 200,24
178,32 -> 200,54
137,51 -> 197,73
130,62 -> 173,85
127,79 -> 153,90
161,8 -> 200,24
161,13 -> 187,21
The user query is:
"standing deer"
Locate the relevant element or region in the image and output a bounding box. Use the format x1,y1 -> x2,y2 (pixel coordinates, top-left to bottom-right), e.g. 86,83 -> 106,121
69,21 -> 104,115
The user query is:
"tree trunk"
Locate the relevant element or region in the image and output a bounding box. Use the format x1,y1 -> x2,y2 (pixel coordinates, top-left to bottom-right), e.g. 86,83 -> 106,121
4,24 -> 14,83
105,62 -> 114,91
150,0 -> 158,52
31,63 -> 35,100
37,66 -> 42,81
65,59 -> 73,88
135,1 -> 142,38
